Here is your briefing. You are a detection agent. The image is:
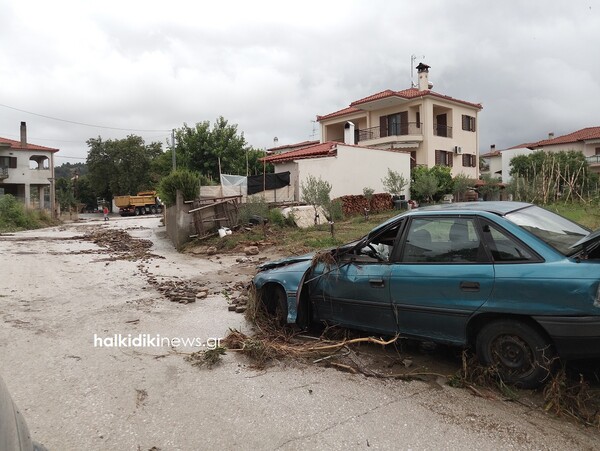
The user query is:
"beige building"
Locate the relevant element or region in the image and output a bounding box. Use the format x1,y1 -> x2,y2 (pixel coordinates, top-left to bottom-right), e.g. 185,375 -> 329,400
316,63 -> 481,178
0,122 -> 58,210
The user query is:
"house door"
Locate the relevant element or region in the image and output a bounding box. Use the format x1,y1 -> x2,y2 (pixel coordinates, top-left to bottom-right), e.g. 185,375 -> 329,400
436,114 -> 447,137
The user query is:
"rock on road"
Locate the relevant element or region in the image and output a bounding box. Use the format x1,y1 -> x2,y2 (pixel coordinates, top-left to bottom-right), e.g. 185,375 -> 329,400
0,215 -> 598,450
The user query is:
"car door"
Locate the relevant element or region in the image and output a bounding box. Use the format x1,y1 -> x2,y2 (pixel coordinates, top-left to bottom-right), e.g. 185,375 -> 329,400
310,224 -> 402,335
389,215 -> 495,344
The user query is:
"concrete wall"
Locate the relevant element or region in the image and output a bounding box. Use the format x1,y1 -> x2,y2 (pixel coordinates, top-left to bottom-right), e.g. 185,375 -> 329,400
165,191 -> 194,249
291,144 -> 411,200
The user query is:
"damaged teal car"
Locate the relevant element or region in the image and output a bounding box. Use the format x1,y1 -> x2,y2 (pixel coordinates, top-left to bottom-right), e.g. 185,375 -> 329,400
253,202 -> 600,388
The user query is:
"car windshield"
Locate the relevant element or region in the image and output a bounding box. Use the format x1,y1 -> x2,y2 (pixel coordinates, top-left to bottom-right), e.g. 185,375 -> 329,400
506,205 -> 589,256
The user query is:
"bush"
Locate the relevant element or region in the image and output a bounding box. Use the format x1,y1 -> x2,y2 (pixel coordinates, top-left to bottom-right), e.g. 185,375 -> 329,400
0,195 -> 41,231
238,196 -> 269,225
157,169 -> 200,207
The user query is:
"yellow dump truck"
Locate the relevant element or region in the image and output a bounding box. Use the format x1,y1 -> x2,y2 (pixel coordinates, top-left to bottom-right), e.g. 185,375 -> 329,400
114,191 -> 163,216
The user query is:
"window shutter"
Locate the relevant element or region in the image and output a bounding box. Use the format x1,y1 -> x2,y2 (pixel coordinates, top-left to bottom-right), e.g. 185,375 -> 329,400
435,149 -> 441,165
462,115 -> 467,131
472,155 -> 477,167
462,154 -> 468,167
416,112 -> 420,128
448,152 -> 453,168
379,115 -> 388,138
470,117 -> 476,132
9,157 -> 17,168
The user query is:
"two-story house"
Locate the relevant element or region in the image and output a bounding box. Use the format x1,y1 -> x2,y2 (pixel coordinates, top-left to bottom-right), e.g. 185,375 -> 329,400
0,122 -> 58,210
316,63 -> 482,178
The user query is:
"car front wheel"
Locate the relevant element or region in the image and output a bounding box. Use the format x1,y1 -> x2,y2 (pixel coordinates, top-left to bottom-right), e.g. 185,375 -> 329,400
476,320 -> 554,388
262,286 -> 288,326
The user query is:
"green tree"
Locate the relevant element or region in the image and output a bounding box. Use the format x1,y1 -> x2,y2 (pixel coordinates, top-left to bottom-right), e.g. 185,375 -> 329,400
157,169 -> 200,207
56,178 -> 76,211
509,150 -> 591,203
452,173 -> 476,202
86,135 -> 163,201
301,175 -> 332,223
477,174 -> 501,200
74,176 -> 98,211
411,166 -> 452,202
411,172 -> 439,203
174,117 -> 263,181
381,168 -> 408,197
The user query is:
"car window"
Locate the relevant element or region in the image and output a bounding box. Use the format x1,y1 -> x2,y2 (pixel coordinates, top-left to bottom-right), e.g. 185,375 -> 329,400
400,217 -> 484,263
355,222 -> 402,262
480,221 -> 538,262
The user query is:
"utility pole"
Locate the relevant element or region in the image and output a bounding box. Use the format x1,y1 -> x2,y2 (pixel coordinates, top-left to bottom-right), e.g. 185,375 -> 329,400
171,129 -> 176,171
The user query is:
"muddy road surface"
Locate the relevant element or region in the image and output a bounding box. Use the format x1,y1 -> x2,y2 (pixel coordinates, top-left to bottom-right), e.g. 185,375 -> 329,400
0,216 -> 598,450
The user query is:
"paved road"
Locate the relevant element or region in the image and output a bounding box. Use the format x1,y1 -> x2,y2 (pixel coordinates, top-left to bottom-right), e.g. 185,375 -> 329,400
0,216 -> 598,450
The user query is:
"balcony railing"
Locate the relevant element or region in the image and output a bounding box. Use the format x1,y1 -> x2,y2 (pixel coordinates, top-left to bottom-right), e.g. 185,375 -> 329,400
586,155 -> 600,165
433,124 -> 453,138
357,122 -> 422,142
0,167 -> 8,180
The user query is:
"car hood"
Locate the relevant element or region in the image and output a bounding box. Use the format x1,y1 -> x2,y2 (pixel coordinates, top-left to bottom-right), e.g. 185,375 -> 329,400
257,252 -> 315,270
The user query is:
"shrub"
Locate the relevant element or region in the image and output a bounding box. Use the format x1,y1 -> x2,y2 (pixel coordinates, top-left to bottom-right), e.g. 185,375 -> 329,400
0,195 -> 40,231
157,169 -> 200,207
239,196 -> 269,225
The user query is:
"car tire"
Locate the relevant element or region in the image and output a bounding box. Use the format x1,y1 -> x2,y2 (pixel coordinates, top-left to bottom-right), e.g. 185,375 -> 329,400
151,206 -> 157,214
134,208 -> 140,216
263,286 -> 288,326
476,319 -> 554,389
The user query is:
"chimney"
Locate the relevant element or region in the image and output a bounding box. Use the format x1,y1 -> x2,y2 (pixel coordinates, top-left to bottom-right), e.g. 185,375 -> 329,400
344,121 -> 355,145
490,144 -> 496,151
416,62 -> 431,91
20,121 -> 27,147
548,132 -> 554,139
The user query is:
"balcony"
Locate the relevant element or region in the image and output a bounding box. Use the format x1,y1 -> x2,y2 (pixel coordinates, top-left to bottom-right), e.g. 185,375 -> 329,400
433,124 -> 453,138
357,122 -> 422,143
586,155 -> 600,165
0,167 -> 8,180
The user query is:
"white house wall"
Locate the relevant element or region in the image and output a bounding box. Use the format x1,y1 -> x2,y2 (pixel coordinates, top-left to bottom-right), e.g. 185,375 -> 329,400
292,145 -> 411,200
500,147 -> 535,183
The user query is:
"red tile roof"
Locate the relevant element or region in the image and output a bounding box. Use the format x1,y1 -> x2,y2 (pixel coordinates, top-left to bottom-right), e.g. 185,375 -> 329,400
263,142 -> 337,163
531,126 -> 600,147
317,87 -> 482,122
0,136 -> 59,152
480,150 -> 501,158
267,140 -> 320,152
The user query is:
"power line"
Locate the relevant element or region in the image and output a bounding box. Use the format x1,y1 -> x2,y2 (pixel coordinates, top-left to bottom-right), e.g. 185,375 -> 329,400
0,102 -> 172,132
54,155 -> 87,160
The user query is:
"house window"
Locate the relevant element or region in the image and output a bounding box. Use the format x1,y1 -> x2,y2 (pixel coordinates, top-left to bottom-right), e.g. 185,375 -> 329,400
0,156 -> 17,168
595,147 -> 600,155
410,151 -> 417,169
462,115 -> 476,132
435,149 -> 453,167
462,154 -> 477,167
416,112 -> 421,129
380,111 -> 408,137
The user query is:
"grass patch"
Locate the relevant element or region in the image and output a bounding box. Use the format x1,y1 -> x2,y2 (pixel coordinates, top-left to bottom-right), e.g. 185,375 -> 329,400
546,202 -> 600,229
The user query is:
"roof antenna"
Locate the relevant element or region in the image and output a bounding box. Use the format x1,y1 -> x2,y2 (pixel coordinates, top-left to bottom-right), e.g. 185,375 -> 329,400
411,54 -> 425,88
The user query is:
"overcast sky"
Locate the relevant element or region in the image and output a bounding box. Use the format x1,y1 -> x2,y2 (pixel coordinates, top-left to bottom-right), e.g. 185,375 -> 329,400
0,0 -> 598,165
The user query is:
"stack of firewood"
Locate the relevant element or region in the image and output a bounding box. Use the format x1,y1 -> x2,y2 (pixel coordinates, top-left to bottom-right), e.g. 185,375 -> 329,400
336,193 -> 393,216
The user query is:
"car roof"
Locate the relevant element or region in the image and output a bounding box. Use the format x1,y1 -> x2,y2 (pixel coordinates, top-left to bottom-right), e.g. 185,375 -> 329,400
368,201 -> 532,238
414,201 -> 532,215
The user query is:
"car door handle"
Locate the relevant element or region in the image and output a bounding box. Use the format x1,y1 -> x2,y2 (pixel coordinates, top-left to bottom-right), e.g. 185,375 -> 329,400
369,278 -> 385,288
460,281 -> 480,292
